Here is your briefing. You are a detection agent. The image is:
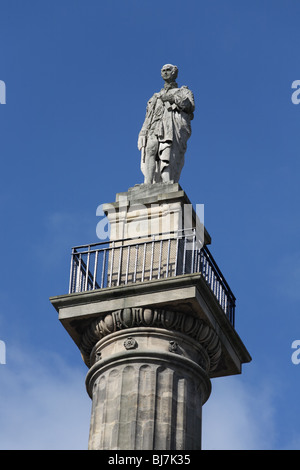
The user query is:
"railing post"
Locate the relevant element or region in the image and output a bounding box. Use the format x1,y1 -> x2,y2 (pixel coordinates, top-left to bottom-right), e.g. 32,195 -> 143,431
109,242 -> 115,287
191,230 -> 196,274
150,238 -> 155,280
182,235 -> 187,275
117,246 -> 123,286
133,245 -> 139,283
158,240 -> 163,279
141,243 -> 146,282
93,250 -> 98,290
85,246 -> 91,292
69,249 -> 75,294
166,238 -> 171,278
125,245 -> 130,285
174,236 -> 180,276
100,249 -> 107,288
76,253 -> 82,293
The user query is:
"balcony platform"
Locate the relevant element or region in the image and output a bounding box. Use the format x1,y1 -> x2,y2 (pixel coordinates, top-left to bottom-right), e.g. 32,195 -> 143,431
50,182 -> 251,384
50,272 -> 251,379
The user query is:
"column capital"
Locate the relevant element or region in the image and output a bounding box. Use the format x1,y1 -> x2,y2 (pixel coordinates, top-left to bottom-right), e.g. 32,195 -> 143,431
80,307 -> 222,373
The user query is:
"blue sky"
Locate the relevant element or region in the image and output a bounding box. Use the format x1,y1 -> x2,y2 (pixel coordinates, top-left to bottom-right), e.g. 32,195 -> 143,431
1,0 -> 300,449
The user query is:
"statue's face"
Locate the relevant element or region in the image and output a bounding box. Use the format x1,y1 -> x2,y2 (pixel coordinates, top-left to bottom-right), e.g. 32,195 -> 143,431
161,65 -> 176,82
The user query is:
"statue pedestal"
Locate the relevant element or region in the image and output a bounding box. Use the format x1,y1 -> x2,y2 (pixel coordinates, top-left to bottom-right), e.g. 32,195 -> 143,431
101,182 -> 211,293
102,182 -> 211,245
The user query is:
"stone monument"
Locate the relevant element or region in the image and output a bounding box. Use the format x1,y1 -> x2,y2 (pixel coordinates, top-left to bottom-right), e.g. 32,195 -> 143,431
138,64 -> 194,184
50,64 -> 251,451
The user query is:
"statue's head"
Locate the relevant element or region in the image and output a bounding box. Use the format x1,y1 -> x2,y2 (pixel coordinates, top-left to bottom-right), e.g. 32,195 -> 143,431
161,64 -> 178,82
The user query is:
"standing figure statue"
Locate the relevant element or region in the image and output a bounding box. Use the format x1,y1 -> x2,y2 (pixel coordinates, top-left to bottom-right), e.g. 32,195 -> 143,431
138,64 -> 195,184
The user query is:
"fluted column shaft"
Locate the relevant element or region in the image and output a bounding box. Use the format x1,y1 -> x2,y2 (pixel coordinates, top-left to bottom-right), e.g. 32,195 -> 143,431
83,308 -> 221,450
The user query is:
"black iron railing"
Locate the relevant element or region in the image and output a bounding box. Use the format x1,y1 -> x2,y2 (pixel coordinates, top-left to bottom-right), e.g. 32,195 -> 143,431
69,230 -> 236,326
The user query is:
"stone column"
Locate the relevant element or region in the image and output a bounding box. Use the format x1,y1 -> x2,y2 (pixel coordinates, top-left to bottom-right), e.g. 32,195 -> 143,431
50,183 -> 251,451
81,308 -> 221,450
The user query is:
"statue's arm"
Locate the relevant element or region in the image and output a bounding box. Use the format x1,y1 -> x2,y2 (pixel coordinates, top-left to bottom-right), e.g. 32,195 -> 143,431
160,87 -> 194,115
174,87 -> 195,114
137,94 -> 158,148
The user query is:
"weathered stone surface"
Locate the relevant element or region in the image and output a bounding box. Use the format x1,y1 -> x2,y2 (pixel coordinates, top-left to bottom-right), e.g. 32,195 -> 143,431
102,182 -> 211,245
79,307 -> 221,371
50,273 -> 251,378
50,183 -> 251,450
86,328 -> 209,450
138,65 -> 194,184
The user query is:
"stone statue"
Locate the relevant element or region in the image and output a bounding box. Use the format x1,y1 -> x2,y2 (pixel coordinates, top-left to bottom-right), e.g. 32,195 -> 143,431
138,64 -> 195,184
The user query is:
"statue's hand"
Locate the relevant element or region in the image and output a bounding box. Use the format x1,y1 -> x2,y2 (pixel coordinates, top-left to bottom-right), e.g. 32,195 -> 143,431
138,135 -> 146,151
161,93 -> 174,104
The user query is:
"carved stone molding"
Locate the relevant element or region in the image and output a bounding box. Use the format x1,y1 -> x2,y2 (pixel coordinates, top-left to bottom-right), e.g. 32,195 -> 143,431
80,307 -> 221,372
123,336 -> 138,350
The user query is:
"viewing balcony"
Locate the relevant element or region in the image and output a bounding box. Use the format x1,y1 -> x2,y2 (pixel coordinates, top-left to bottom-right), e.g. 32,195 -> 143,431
68,229 -> 236,327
